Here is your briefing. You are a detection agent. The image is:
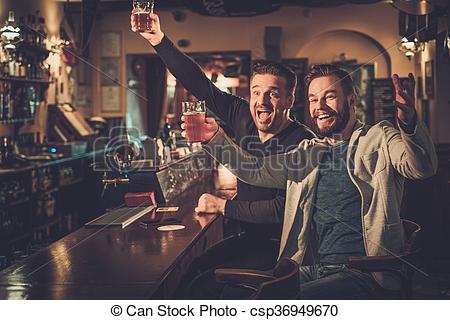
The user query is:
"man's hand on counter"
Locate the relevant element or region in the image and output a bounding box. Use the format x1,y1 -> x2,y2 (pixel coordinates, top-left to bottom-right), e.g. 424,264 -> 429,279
130,10 -> 164,46
194,193 -> 226,215
181,116 -> 219,143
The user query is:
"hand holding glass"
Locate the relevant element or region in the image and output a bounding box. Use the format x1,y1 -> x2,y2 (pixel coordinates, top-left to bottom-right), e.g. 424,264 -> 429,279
132,0 -> 155,32
182,101 -> 206,144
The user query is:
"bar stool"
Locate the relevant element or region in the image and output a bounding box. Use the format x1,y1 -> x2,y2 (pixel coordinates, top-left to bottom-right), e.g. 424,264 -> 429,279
348,219 -> 422,299
214,258 -> 300,299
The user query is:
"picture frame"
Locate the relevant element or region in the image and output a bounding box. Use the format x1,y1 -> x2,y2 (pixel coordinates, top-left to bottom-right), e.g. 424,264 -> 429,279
101,32 -> 121,58
99,31 -> 122,114
425,60 -> 434,98
101,86 -> 121,112
100,58 -> 120,86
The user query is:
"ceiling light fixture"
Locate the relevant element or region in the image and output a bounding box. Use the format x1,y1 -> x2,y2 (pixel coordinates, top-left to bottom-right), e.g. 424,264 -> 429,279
0,11 -> 21,50
398,37 -> 425,59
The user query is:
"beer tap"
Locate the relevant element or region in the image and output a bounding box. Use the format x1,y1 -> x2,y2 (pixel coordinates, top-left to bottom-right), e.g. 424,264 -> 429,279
101,129 -> 138,188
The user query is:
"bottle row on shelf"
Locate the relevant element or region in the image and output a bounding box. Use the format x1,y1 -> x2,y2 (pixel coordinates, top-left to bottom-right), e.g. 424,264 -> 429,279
0,81 -> 40,122
17,11 -> 48,50
0,10 -> 50,80
0,51 -> 50,80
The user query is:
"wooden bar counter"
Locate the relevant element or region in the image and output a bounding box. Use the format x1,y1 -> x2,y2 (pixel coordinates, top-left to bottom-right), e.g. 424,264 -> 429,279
0,151 -> 227,299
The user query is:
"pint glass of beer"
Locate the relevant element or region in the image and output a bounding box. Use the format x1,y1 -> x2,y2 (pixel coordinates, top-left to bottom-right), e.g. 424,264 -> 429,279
132,0 -> 155,32
182,101 -> 206,144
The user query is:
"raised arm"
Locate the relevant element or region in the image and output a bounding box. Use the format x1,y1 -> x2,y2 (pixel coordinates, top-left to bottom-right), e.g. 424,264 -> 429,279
181,117 -> 319,189
386,74 -> 438,179
203,126 -> 291,189
131,12 -> 244,126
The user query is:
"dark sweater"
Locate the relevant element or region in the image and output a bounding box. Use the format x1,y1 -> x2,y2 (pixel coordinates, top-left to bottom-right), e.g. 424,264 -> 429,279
154,36 -> 315,236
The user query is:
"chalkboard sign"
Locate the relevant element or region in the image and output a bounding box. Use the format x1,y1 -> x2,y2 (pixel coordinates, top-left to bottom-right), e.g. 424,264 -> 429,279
370,78 -> 400,125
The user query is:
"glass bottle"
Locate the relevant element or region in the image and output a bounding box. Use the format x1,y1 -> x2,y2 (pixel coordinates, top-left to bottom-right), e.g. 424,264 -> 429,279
3,59 -> 10,77
26,15 -> 33,44
18,53 -> 26,78
27,85 -> 37,118
0,83 -> 4,120
18,16 -> 27,45
8,53 -> 16,78
30,15 -> 37,45
37,17 -> 47,49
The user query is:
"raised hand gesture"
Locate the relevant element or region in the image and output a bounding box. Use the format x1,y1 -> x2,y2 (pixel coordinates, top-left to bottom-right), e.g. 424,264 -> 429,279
392,73 -> 416,126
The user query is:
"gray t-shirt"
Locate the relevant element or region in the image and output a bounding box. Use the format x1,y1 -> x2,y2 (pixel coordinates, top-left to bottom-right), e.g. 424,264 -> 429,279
312,140 -> 366,264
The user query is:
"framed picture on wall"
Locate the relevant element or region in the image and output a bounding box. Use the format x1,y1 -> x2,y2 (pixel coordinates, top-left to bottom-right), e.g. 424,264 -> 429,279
100,58 -> 120,85
101,32 -> 121,57
101,86 -> 121,112
99,31 -> 122,115
425,60 -> 434,98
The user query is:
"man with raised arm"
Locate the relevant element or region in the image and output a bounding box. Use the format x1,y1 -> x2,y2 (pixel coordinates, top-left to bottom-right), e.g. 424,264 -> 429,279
131,12 -> 315,286
182,64 -> 437,298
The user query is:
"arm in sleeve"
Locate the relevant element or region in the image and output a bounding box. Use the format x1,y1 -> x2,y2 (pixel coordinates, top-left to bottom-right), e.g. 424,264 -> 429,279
224,193 -> 285,224
204,127 -> 305,189
153,35 -> 243,125
384,119 -> 438,179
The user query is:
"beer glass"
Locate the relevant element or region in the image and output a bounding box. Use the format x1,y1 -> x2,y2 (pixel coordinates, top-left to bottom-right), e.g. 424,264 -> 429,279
182,101 -> 206,144
132,0 -> 155,32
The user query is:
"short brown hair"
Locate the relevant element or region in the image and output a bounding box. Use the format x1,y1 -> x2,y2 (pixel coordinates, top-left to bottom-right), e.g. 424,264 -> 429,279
304,64 -> 356,96
251,61 -> 297,96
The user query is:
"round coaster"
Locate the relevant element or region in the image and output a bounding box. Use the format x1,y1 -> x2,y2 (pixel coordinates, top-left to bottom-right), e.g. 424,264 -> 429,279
157,224 -> 185,232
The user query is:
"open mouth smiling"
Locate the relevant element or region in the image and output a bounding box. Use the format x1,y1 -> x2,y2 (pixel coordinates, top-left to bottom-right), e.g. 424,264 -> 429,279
315,112 -> 336,121
257,109 -> 273,121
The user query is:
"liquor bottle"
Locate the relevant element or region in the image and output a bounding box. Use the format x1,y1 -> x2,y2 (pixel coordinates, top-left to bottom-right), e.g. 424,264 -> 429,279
30,15 -> 37,46
2,59 -> 9,77
161,113 -> 177,149
1,83 -> 8,121
14,87 -> 26,119
1,83 -> 5,120
0,136 -> 13,165
42,61 -> 50,80
28,56 -> 37,79
37,16 -> 47,49
4,83 -> 12,120
26,15 -> 33,44
18,53 -> 26,78
14,55 -> 20,77
33,58 -> 40,79
2,85 -> 8,121
0,83 -> 4,120
34,12 -> 42,47
27,59 -> 33,79
27,85 -> 37,117
18,16 -> 27,45
8,53 -> 16,78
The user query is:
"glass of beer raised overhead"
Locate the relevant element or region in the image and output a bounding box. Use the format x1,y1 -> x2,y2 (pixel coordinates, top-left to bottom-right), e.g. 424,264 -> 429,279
182,101 -> 206,144
132,0 -> 155,32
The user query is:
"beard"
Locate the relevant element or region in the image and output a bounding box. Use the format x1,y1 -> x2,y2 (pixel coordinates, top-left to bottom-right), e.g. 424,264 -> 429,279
308,101 -> 351,138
